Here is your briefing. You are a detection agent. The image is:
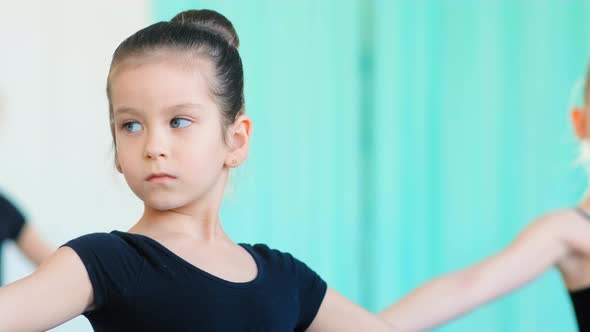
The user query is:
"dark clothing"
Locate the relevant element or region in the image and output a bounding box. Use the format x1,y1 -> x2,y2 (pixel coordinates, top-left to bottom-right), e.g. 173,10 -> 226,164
63,231 -> 327,332
0,192 -> 26,242
571,208 -> 590,331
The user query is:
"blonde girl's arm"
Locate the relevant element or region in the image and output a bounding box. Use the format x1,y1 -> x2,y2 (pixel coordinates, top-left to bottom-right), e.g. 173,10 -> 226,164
378,211 -> 574,331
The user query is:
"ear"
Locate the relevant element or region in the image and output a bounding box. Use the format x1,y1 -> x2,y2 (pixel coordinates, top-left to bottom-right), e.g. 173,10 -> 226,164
224,115 -> 252,168
572,107 -> 588,140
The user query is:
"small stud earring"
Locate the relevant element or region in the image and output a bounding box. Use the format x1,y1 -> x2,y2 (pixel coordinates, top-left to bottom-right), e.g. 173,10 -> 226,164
232,159 -> 238,165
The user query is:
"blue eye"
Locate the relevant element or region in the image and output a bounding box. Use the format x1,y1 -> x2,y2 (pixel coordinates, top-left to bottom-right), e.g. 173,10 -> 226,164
170,118 -> 192,128
123,121 -> 142,133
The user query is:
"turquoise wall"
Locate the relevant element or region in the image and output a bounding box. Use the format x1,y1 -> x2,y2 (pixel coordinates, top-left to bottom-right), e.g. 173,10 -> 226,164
153,1 -> 590,330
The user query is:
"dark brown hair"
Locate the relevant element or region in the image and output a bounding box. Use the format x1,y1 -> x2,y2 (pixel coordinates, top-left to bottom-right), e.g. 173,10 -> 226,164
106,9 -> 244,144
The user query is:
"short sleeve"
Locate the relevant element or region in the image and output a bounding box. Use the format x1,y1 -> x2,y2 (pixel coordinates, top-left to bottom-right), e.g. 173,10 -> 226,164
290,254 -> 328,331
61,233 -> 144,312
0,194 -> 26,242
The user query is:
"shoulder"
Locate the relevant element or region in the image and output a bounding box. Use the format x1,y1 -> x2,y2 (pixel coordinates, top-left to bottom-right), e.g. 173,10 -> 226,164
64,232 -> 128,250
542,208 -> 590,243
0,192 -> 12,206
244,243 -> 298,267
244,245 -> 328,329
61,231 -> 142,268
0,192 -> 27,241
243,243 -> 324,281
60,232 -> 145,309
0,192 -> 14,205
519,208 -> 579,236
517,208 -> 590,257
536,208 -> 578,223
0,192 -> 25,218
245,243 -> 288,258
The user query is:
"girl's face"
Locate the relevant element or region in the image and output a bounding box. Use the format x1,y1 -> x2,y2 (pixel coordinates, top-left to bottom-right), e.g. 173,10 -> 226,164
109,55 -> 236,211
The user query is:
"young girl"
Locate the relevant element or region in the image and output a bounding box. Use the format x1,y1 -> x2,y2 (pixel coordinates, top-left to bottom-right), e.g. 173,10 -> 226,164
0,102 -> 54,268
0,191 -> 53,266
0,9 -> 401,331
378,67 -> 590,331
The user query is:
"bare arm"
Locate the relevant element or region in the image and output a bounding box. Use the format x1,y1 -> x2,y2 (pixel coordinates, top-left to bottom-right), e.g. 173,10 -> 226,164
307,288 -> 402,332
0,247 -> 93,331
378,212 -> 572,331
15,223 -> 55,265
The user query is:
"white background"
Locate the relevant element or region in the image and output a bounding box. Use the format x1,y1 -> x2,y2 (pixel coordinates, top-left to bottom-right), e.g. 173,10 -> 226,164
0,1 -> 149,330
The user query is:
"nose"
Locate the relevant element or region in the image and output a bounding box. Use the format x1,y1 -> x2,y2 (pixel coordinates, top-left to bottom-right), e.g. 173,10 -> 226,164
144,129 -> 168,160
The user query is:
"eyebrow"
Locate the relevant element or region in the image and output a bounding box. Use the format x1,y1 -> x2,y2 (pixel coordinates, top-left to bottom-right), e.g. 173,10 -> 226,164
113,107 -> 140,116
113,103 -> 204,116
165,103 -> 204,113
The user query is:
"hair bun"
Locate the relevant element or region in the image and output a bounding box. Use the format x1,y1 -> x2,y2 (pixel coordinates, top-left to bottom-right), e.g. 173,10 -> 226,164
171,9 -> 239,49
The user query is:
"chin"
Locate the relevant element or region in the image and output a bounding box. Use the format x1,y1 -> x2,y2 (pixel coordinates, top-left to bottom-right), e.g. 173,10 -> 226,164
148,201 -> 182,211
138,193 -> 186,211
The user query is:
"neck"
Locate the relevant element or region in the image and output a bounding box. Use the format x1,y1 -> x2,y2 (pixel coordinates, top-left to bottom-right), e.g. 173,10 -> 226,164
133,206 -> 228,242
130,171 -> 231,242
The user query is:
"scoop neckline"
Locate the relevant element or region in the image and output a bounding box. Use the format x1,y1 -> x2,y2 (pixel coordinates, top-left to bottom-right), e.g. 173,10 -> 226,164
111,230 -> 263,289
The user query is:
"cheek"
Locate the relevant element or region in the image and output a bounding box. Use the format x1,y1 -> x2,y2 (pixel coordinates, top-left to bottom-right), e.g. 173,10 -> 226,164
181,131 -> 227,167
190,139 -> 226,164
115,138 -> 140,170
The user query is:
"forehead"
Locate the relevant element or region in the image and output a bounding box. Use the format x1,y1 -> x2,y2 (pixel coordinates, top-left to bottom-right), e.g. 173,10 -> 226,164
109,53 -> 217,113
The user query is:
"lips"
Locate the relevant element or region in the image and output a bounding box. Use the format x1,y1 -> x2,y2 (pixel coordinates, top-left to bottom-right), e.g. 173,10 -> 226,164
146,173 -> 177,182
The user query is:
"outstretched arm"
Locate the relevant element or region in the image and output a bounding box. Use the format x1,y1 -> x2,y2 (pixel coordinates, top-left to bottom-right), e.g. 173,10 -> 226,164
15,223 -> 55,265
0,247 -> 93,331
307,288 -> 402,332
378,211 -> 573,331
